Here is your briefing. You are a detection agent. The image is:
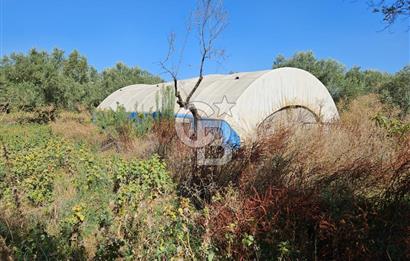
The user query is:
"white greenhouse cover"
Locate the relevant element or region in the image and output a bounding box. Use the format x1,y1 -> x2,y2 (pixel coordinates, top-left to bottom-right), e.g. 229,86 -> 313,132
98,67 -> 339,140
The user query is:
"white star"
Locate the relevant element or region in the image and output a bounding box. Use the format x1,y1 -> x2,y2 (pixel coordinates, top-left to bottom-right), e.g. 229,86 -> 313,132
213,95 -> 235,117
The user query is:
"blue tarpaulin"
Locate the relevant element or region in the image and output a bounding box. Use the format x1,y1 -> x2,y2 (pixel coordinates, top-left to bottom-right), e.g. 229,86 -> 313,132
128,112 -> 241,148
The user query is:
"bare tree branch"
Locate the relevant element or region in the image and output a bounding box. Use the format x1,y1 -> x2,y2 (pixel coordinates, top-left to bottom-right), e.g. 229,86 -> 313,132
186,0 -> 227,105
159,33 -> 185,107
160,0 -> 228,122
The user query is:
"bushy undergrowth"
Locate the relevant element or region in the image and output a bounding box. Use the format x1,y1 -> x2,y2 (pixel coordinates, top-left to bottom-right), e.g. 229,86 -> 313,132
0,124 -> 205,260
94,105 -> 155,143
160,95 -> 409,260
93,86 -> 176,154
0,95 -> 409,260
200,97 -> 409,260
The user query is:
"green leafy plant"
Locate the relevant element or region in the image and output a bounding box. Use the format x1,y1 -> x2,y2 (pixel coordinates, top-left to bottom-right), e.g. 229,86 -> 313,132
373,113 -> 410,138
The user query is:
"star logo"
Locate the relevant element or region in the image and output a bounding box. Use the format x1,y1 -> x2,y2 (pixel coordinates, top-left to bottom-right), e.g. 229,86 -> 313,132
213,95 -> 235,117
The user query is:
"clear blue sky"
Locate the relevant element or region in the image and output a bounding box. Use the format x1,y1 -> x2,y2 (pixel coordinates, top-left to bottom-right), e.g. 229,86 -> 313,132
1,0 -> 409,79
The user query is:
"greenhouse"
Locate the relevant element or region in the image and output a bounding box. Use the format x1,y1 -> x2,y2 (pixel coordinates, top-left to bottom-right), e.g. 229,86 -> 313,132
98,67 -> 339,146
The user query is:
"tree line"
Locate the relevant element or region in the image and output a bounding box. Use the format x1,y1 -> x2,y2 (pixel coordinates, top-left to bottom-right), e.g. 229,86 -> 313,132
273,51 -> 409,116
0,48 -> 162,111
0,49 -> 408,117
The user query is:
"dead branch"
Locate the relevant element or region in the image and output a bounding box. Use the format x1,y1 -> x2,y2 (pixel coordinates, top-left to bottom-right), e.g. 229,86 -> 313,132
160,0 -> 228,119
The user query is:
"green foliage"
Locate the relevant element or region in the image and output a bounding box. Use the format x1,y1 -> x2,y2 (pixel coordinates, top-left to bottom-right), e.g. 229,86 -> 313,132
92,156 -> 204,260
0,125 -> 105,259
272,51 -> 396,106
0,125 -> 55,205
94,105 -> 155,139
2,222 -> 70,260
3,81 -> 44,109
1,126 -> 98,206
156,85 -> 176,119
274,51 -> 346,100
0,123 -> 205,260
112,158 -> 206,259
112,155 -> 174,212
277,241 -> 291,260
379,65 -> 410,117
100,62 -> 162,102
373,113 -> 410,138
94,86 -> 176,141
95,196 -> 203,260
0,48 -> 162,111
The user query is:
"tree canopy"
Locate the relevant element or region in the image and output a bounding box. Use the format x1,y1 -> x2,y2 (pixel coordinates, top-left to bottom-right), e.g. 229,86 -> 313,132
273,51 -> 408,116
0,48 -> 162,111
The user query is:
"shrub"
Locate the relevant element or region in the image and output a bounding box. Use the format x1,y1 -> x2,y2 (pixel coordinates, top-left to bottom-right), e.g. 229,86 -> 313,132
94,105 -> 155,151
379,65 -> 410,117
373,113 -> 410,138
92,156 -> 206,260
112,155 -> 174,212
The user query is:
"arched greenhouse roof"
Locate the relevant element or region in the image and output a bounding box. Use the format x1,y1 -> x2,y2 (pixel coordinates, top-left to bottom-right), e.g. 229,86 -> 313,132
98,67 -> 339,140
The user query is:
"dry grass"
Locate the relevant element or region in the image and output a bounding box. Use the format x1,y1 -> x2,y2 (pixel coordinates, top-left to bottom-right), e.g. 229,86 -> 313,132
0,111 -> 35,124
47,172 -> 78,233
50,111 -> 106,150
51,120 -> 105,146
150,94 -> 409,259
98,134 -> 158,160
234,95 -> 407,195
146,95 -> 409,211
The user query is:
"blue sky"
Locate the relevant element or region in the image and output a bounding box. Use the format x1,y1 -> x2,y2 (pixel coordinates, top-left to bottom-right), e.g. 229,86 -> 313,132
1,0 -> 409,79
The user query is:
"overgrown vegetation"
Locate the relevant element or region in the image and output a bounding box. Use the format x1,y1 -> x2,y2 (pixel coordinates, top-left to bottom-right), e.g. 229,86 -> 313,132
0,123 -> 204,259
0,48 -> 409,259
0,93 -> 409,260
92,85 -> 176,153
